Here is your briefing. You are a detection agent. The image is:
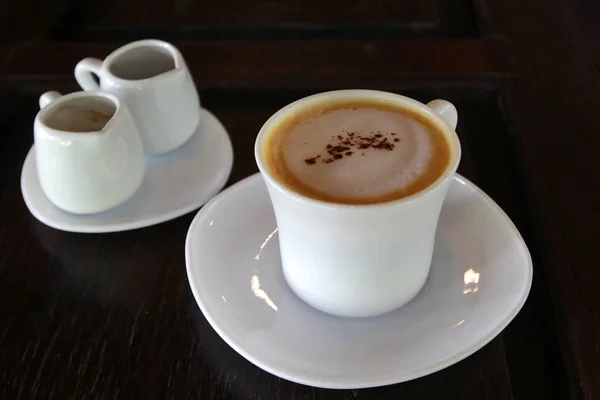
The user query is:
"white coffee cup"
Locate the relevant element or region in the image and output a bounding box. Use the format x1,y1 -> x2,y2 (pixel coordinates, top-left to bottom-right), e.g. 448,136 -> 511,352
34,90 -> 146,214
74,39 -> 201,156
255,90 -> 461,317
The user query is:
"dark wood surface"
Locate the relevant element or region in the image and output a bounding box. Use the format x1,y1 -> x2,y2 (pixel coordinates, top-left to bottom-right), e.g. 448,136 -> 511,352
567,0 -> 600,70
1,39 -> 510,89
0,0 -> 598,399
481,0 -> 600,398
51,0 -> 477,40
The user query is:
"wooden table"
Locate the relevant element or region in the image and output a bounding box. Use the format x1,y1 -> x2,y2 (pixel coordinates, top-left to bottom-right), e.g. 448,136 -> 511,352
1,0 -> 599,399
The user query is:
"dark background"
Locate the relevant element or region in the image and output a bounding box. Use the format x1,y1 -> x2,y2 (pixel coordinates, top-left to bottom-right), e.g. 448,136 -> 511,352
1,0 -> 599,399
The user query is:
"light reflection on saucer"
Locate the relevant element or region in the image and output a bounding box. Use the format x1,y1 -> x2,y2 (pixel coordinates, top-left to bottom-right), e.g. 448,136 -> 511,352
254,228 -> 278,261
463,268 -> 480,294
450,319 -> 465,328
250,275 -> 278,311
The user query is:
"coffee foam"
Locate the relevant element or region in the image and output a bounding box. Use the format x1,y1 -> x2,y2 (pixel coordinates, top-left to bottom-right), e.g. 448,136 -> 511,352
265,100 -> 450,204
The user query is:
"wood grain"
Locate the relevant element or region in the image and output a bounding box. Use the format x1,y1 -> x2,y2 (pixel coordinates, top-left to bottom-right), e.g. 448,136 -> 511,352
0,0 -> 71,48
1,39 -> 511,90
480,0 -> 600,398
72,0 -> 437,25
51,0 -> 478,41
566,0 -> 600,70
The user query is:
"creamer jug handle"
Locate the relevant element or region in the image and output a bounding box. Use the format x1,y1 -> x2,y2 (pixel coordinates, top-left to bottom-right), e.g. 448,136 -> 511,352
39,91 -> 62,109
75,58 -> 104,91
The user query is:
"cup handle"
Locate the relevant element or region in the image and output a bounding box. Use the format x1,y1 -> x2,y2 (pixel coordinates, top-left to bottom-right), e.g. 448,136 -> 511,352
75,58 -> 104,91
427,100 -> 458,130
39,91 -> 62,109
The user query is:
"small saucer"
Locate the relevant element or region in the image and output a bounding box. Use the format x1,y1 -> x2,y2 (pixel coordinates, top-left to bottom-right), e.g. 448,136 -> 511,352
186,173 -> 532,389
21,108 -> 233,233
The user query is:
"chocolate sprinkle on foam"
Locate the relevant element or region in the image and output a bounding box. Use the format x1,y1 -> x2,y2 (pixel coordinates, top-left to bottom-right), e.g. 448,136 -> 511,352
304,130 -> 399,165
303,155 -> 321,165
308,131 -> 398,164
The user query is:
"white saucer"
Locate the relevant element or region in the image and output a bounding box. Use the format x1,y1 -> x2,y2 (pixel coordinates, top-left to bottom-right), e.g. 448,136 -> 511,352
21,108 -> 233,233
186,173 -> 532,389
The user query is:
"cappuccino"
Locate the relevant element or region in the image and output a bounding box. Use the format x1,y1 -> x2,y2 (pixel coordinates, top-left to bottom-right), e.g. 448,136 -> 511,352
263,99 -> 451,205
